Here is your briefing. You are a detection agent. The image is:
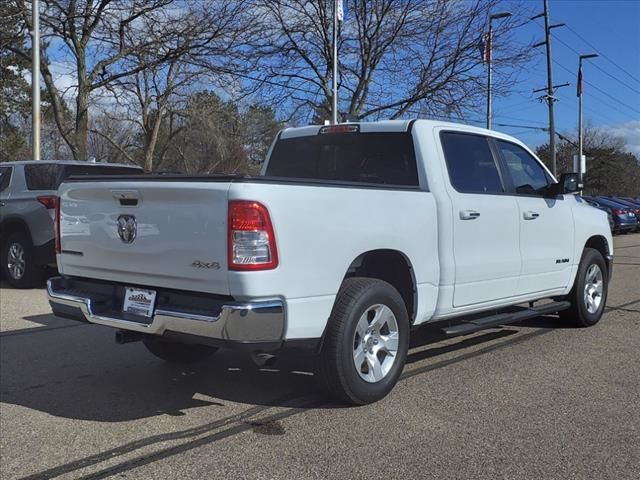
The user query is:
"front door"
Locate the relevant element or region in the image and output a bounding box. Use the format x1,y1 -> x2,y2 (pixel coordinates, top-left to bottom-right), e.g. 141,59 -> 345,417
494,140 -> 574,295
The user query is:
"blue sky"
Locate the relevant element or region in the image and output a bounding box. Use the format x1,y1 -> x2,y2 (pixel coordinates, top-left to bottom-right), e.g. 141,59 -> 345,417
491,0 -> 640,154
38,0 -> 639,155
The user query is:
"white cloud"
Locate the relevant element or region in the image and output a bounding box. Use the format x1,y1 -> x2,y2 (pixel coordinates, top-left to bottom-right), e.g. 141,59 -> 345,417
605,120 -> 640,158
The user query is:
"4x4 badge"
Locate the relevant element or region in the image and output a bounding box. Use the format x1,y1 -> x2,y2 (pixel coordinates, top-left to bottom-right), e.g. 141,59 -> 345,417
117,215 -> 137,243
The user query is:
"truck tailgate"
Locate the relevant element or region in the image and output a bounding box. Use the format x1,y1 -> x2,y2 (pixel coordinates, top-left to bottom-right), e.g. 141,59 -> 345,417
58,181 -> 231,295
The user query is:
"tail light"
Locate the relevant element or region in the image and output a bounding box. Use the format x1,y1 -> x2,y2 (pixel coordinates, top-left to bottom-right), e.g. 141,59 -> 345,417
228,201 -> 278,270
38,195 -> 61,254
612,208 -> 624,216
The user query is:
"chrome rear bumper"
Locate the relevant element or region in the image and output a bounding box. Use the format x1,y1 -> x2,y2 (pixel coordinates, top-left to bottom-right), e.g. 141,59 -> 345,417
47,277 -> 285,343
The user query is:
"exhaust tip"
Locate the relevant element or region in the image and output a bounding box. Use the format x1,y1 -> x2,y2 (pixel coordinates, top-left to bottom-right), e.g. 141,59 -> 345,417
250,352 -> 278,367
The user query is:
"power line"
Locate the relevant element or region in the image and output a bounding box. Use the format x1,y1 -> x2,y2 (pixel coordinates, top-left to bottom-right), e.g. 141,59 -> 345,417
550,29 -> 640,95
562,23 -> 640,85
531,17 -> 640,117
495,114 -> 547,126
494,122 -> 547,131
553,59 -> 640,116
555,99 -> 621,126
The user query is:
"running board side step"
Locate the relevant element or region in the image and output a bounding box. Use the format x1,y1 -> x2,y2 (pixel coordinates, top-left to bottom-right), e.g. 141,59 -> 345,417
441,301 -> 571,337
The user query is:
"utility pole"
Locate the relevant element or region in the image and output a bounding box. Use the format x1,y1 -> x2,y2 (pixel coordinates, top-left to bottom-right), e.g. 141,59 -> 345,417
485,11 -> 512,129
332,1 -> 343,124
532,1 -> 564,176
577,54 -> 598,191
31,0 -> 40,160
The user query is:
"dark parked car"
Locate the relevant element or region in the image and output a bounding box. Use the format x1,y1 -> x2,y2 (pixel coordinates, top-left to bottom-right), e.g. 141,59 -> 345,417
582,196 -> 639,234
604,196 -> 640,222
0,161 -> 143,287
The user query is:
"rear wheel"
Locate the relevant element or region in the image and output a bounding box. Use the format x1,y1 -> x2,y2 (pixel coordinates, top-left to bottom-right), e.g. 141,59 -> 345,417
560,248 -> 608,327
143,339 -> 218,363
1,232 -> 45,288
318,278 -> 409,405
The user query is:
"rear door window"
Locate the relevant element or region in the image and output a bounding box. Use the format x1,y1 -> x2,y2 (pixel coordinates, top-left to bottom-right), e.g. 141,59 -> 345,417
24,164 -> 62,190
265,132 -> 419,186
0,167 -> 12,192
440,132 -> 504,194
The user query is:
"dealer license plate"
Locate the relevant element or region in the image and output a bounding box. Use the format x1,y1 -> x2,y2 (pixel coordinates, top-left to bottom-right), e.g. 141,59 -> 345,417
123,287 -> 157,317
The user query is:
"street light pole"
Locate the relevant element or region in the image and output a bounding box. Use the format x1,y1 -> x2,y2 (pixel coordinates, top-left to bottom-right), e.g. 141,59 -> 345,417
486,11 -> 511,130
31,0 -> 40,160
578,54 -> 598,177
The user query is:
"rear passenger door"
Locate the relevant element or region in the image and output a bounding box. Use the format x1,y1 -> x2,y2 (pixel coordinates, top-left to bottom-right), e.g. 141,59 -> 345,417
494,140 -> 574,295
440,132 -> 521,307
0,166 -> 13,225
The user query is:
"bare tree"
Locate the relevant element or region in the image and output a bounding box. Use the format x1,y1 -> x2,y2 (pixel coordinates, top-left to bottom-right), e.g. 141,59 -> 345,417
251,0 -> 534,122
7,0 -> 251,160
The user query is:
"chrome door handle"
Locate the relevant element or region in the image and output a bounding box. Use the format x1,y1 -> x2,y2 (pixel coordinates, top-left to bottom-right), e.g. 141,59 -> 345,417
523,211 -> 540,220
460,210 -> 481,220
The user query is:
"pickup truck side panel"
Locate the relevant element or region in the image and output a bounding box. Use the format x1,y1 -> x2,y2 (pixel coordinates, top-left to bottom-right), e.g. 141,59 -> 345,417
413,123 -> 608,319
227,182 -> 440,338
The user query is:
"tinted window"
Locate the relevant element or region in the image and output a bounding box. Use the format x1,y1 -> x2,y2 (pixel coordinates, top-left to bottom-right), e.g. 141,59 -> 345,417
440,132 -> 503,193
265,132 -> 418,186
0,167 -> 12,192
62,165 -> 143,178
25,163 -> 143,190
496,141 -> 551,195
25,164 -> 62,190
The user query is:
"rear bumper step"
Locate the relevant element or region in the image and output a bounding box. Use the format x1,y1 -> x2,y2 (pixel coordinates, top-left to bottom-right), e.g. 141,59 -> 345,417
47,277 -> 285,344
442,301 -> 571,337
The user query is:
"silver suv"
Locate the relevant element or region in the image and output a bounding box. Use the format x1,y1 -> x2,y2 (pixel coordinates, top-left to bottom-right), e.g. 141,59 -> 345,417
0,161 -> 143,288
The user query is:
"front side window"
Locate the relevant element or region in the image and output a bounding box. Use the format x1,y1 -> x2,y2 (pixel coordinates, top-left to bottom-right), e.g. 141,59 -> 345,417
0,167 -> 12,192
440,132 -> 503,194
496,140 -> 551,195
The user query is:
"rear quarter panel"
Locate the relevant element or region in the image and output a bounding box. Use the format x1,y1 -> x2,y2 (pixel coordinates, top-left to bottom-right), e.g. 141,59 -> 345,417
228,182 -> 440,339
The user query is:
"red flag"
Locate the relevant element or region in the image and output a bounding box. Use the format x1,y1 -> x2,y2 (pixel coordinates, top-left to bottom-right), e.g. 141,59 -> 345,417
577,64 -> 582,97
484,31 -> 492,64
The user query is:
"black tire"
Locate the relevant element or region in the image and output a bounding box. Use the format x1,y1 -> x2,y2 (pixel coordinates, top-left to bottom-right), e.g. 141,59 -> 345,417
1,232 -> 45,288
560,248 -> 608,327
318,277 -> 410,405
143,339 -> 218,363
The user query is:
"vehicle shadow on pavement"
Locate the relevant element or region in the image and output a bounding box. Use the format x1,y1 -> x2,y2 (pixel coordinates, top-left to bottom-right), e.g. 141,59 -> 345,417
2,312 -> 565,423
1,313 -> 566,480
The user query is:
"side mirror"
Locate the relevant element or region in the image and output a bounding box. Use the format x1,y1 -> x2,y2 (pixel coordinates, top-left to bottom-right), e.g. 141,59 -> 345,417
547,172 -> 582,195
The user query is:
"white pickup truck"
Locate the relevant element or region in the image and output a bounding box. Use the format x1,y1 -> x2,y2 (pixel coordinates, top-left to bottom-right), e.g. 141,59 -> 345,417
48,120 -> 613,404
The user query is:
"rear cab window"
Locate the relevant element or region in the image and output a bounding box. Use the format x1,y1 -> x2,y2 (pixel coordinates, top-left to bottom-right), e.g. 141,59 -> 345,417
264,128 -> 419,187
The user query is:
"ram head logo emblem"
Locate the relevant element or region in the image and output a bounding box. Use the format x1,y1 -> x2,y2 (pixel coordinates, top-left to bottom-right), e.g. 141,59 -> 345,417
117,215 -> 137,244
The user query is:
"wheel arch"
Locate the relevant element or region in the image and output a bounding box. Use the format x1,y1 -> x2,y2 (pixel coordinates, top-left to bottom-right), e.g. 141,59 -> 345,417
0,217 -> 31,243
583,235 -> 611,270
342,249 -> 417,323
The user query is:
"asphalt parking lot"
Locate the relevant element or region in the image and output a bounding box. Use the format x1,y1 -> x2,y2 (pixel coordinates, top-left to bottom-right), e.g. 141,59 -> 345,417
1,235 -> 639,480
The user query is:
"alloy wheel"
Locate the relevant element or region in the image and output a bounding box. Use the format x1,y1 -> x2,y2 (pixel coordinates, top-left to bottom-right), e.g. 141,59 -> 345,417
7,242 -> 26,280
352,304 -> 400,383
583,264 -> 604,314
